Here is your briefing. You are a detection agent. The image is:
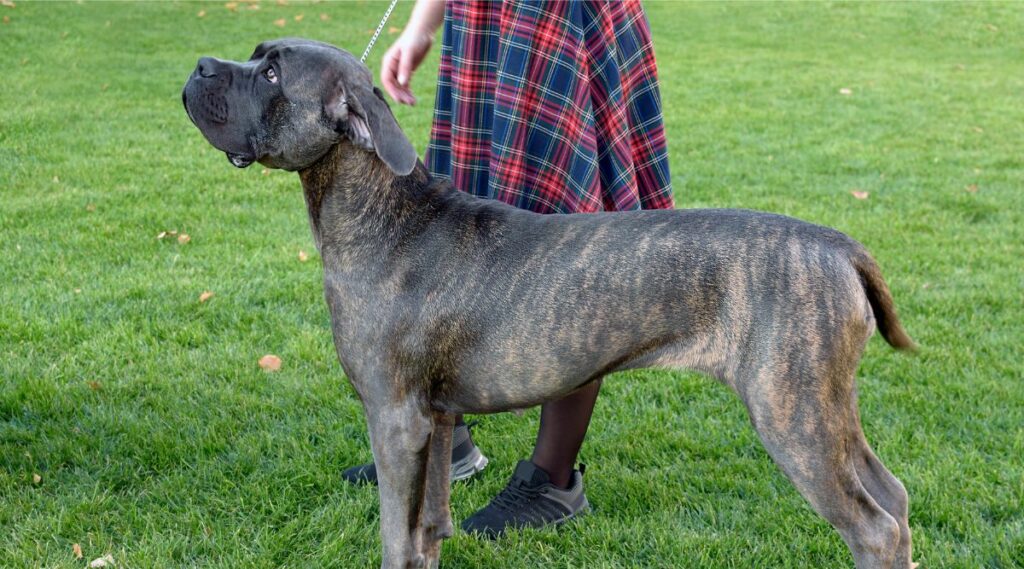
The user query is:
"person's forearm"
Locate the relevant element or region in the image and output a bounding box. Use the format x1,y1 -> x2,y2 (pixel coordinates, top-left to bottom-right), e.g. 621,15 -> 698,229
404,0 -> 445,38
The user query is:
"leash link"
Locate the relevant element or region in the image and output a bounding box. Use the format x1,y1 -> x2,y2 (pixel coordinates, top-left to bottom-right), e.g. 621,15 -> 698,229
361,0 -> 401,64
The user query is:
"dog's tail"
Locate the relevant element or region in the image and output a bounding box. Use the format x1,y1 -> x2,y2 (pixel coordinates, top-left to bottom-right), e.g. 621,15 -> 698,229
853,250 -> 917,352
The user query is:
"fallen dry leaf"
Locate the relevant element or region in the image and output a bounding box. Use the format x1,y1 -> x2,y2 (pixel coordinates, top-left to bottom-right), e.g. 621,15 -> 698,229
258,354 -> 282,372
32,473 -> 41,485
199,291 -> 214,303
197,9 -> 206,17
273,18 -> 286,27
89,555 -> 115,569
985,23 -> 998,32
74,288 -> 82,294
1,0 -> 14,8
101,83 -> 109,91
60,31 -> 69,39
965,184 -> 979,193
276,0 -> 288,5
298,250 -> 309,262
157,231 -> 167,240
73,543 -> 83,559
261,168 -> 270,176
86,203 -> 96,212
972,126 -> 983,133
88,380 -> 102,390
247,3 -> 260,10
838,87 -> 852,96
850,190 -> 869,200
53,175 -> 60,183
319,13 -> 329,21
225,1 -> 238,11
2,15 -> 9,23
388,26 -> 400,34
178,233 -> 191,245
294,13 -> 304,21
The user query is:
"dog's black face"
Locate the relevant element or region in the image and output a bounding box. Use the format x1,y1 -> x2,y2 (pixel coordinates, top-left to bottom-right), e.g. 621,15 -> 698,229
183,38 -> 416,174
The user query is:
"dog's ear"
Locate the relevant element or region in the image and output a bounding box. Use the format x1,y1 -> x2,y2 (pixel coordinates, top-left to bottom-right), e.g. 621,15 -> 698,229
326,81 -> 418,176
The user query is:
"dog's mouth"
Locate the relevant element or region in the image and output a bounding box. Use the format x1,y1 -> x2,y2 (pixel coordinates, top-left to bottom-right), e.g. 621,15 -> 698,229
226,152 -> 255,168
182,90 -> 195,125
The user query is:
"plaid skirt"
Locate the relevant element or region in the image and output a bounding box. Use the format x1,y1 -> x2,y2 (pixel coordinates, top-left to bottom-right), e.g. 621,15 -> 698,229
425,0 -> 674,214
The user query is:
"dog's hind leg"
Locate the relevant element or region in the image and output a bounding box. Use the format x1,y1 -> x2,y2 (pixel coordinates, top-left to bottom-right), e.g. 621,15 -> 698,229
415,412 -> 456,568
365,395 -> 433,569
740,323 -> 901,567
848,400 -> 914,567
745,390 -> 900,568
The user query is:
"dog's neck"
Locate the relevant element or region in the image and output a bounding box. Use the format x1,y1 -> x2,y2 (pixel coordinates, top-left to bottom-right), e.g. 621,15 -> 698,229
298,140 -> 434,260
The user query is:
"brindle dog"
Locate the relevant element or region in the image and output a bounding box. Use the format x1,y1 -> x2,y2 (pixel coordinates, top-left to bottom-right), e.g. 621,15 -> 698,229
183,39 -> 917,569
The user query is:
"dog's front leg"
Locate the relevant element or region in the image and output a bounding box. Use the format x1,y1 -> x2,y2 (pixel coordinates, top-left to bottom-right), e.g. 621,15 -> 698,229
416,412 -> 455,567
366,395 -> 433,569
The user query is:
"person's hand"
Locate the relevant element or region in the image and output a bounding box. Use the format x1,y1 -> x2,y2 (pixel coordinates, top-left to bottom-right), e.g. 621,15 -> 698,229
380,29 -> 434,105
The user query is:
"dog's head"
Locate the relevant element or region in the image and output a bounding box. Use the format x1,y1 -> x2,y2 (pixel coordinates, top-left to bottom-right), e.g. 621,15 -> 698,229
182,38 -> 417,174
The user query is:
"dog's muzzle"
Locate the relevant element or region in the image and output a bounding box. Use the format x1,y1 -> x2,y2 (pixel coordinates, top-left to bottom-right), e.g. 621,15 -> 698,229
183,57 -> 230,125
182,57 -> 256,168
184,89 -> 229,125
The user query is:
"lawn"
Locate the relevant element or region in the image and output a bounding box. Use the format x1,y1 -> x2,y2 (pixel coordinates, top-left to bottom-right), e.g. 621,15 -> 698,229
1,1 -> 1022,567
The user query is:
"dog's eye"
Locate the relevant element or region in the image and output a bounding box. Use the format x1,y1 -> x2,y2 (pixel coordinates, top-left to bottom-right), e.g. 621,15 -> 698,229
262,67 -> 278,84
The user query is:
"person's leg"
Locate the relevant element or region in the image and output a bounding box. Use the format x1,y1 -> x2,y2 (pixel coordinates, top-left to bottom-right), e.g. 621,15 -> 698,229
461,382 -> 598,537
529,380 -> 601,488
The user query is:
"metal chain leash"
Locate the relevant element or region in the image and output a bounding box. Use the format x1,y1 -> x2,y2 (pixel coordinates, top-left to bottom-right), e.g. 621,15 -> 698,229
360,0 -> 401,63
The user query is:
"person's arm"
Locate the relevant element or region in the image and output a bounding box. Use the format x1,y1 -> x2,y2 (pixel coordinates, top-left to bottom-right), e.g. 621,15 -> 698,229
380,0 -> 445,105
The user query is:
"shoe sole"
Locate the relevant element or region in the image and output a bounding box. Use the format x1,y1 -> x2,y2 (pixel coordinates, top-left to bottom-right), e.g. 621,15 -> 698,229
464,495 -> 591,540
539,495 -> 591,531
554,495 -> 590,526
451,447 -> 488,482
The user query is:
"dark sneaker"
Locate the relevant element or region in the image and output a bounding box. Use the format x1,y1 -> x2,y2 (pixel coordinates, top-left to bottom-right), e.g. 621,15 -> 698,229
341,422 -> 488,485
461,460 -> 589,538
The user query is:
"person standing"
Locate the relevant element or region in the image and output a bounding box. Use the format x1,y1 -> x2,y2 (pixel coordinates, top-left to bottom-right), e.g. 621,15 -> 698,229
342,0 -> 674,538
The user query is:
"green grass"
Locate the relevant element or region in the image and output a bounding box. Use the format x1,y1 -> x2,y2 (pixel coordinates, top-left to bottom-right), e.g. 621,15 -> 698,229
2,1 -> 1022,567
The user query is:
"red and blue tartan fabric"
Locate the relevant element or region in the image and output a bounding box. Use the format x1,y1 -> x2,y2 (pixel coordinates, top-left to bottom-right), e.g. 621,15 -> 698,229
425,0 -> 674,214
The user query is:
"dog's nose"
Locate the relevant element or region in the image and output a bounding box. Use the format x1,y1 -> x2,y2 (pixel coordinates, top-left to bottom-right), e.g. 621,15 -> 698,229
196,57 -> 219,78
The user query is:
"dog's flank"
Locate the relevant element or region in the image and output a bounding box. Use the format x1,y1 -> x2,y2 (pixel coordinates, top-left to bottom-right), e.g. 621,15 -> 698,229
184,39 -> 916,569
